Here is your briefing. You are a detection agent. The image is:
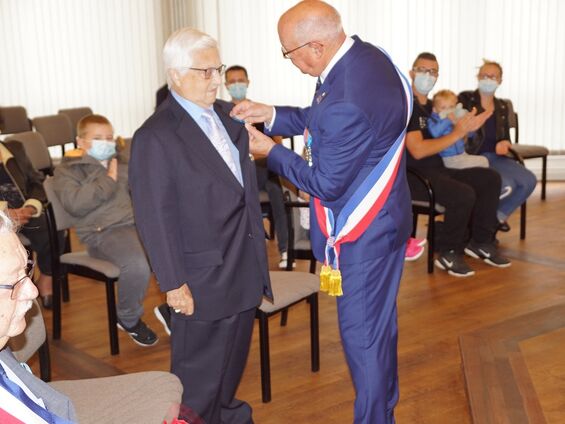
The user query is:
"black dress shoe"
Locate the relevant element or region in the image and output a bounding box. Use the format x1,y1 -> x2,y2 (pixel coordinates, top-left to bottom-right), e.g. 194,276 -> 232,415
41,295 -> 53,310
498,221 -> 511,232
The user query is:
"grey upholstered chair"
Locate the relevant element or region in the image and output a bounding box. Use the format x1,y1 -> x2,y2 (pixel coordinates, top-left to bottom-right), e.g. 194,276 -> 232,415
9,298 -> 183,423
0,106 -> 32,134
58,107 -> 93,140
43,176 -> 121,355
5,131 -> 54,175
256,271 -> 320,403
32,114 -> 74,159
283,190 -> 316,273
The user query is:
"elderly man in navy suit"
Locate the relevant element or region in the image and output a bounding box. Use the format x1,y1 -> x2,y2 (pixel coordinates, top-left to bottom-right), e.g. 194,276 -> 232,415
232,1 -> 411,422
129,28 -> 271,423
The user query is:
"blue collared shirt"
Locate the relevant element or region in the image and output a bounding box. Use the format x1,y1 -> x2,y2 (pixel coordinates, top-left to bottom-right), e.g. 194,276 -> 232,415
170,90 -> 243,186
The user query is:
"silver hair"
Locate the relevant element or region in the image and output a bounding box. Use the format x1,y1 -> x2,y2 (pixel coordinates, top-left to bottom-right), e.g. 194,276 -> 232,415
0,210 -> 15,234
163,28 -> 218,87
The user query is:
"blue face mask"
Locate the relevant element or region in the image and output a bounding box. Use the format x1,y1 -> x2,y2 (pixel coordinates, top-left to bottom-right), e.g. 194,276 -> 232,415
227,82 -> 248,100
414,73 -> 437,96
478,79 -> 499,94
88,139 -> 116,161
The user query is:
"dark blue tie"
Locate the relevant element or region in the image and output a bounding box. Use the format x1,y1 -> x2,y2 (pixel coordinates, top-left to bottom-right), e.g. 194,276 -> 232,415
0,365 -> 72,423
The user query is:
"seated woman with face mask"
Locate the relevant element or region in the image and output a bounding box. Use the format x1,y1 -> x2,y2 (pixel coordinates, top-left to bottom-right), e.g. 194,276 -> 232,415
52,114 -> 159,348
459,60 -> 537,231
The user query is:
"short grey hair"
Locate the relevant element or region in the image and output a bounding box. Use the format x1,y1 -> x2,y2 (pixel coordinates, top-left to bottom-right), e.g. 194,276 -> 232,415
163,28 -> 218,87
0,210 -> 15,234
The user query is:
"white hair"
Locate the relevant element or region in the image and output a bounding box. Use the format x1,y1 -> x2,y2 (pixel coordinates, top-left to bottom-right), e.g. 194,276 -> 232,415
163,28 -> 218,87
0,210 -> 15,234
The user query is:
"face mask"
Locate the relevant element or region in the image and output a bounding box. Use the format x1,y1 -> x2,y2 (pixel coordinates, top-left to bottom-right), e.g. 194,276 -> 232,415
439,103 -> 468,120
88,139 -> 116,161
414,73 -> 437,96
227,82 -> 248,100
478,79 -> 499,94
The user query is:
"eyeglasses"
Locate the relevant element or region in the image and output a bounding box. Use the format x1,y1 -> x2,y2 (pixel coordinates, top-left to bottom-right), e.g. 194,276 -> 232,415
281,41 -> 312,59
478,74 -> 500,81
0,259 -> 35,300
413,67 -> 439,77
186,64 -> 226,80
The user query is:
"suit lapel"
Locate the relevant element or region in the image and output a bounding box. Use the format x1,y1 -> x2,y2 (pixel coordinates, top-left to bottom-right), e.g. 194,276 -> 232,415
171,99 -> 243,194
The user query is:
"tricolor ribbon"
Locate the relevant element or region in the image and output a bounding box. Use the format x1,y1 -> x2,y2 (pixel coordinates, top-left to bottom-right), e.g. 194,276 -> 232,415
311,48 -> 413,296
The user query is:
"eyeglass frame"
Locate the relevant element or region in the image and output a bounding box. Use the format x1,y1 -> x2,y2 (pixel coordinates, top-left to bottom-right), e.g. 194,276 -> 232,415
412,66 -> 439,77
183,64 -> 226,80
281,41 -> 312,59
0,259 -> 35,300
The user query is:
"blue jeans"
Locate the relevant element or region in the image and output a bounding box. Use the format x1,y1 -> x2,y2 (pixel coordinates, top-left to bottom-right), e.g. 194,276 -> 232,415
482,152 -> 537,221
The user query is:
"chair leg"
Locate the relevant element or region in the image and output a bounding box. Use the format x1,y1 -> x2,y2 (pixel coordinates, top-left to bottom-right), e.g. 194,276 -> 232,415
541,156 -> 547,200
280,308 -> 288,326
105,279 -> 119,355
309,258 -> 316,274
38,340 -> 51,382
427,213 -> 435,274
310,293 -> 320,373
412,212 -> 418,237
52,273 -> 62,340
520,202 -> 526,240
258,312 -> 271,403
61,272 -> 70,303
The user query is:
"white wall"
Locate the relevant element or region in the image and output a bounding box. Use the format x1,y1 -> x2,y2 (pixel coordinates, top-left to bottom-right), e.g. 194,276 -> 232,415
2,0 -> 564,157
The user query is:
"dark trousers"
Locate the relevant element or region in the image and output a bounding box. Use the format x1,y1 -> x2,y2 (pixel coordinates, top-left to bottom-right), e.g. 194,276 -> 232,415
408,166 -> 501,253
171,308 -> 256,424
255,161 -> 288,253
20,213 -> 55,275
337,245 -> 406,424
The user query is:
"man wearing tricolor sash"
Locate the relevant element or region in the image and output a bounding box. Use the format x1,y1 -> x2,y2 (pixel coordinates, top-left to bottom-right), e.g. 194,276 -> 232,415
232,1 -> 411,422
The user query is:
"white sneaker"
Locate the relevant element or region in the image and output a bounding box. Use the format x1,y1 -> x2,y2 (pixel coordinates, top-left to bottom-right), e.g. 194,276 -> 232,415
278,251 -> 296,269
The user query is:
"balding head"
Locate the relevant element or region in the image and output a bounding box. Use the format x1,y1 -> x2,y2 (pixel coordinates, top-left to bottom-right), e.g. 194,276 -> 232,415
278,0 -> 346,76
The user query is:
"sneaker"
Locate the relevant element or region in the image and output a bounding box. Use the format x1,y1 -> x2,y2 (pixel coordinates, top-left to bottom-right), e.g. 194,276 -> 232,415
278,251 -> 296,269
117,319 -> 159,347
412,237 -> 427,247
154,304 -> 172,336
464,241 -> 512,268
497,221 -> 511,232
434,250 -> 475,277
405,238 -> 425,261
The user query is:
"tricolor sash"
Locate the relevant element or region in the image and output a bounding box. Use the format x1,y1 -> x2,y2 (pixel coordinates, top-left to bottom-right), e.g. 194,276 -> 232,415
310,48 -> 413,296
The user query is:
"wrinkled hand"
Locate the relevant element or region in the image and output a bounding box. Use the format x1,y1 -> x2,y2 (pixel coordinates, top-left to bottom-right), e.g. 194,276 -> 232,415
107,158 -> 118,181
7,207 -> 35,225
167,283 -> 194,316
230,100 -> 274,125
496,140 -> 512,155
245,123 -> 276,158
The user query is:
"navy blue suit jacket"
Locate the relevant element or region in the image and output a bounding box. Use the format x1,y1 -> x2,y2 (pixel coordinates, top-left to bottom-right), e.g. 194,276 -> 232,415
129,96 -> 271,321
268,36 -> 412,265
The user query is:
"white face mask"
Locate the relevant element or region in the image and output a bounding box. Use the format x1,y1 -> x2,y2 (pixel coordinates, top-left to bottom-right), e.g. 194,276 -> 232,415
88,139 -> 116,161
478,78 -> 499,94
414,73 -> 437,95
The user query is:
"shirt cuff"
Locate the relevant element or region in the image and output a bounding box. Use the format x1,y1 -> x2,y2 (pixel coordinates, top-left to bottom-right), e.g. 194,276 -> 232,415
23,199 -> 43,217
265,107 -> 277,132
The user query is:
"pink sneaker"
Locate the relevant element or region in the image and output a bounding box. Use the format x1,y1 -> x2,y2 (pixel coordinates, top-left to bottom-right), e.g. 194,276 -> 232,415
412,237 -> 427,247
405,237 -> 425,261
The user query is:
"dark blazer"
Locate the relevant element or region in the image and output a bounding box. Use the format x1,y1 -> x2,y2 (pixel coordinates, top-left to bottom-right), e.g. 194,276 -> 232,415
267,36 -> 412,265
129,96 -> 271,321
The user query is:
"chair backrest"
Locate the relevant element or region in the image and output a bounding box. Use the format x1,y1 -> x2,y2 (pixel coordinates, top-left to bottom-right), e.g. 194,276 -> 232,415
285,190 -> 310,245
5,131 -> 53,173
58,107 -> 93,139
43,176 -> 77,231
8,299 -> 46,363
32,114 -> 74,148
0,106 -> 32,134
502,98 -> 519,143
116,136 -> 131,164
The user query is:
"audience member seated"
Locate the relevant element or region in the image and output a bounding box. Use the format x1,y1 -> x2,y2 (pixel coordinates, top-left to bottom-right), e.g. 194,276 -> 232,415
0,210 -> 78,423
52,114 -> 158,347
406,52 -> 511,277
0,139 -> 56,309
459,60 -> 537,232
224,65 -> 291,268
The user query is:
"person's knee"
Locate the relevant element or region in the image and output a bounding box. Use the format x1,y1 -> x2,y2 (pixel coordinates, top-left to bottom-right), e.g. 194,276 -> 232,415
120,254 -> 151,282
525,170 -> 538,194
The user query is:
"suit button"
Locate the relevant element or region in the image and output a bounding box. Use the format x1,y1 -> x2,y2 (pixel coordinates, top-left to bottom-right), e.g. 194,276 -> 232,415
248,233 -> 253,239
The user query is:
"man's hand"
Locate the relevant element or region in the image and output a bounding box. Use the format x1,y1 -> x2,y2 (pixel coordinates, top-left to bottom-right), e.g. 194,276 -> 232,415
7,207 -> 34,225
452,107 -> 493,138
231,100 -> 274,125
107,158 -> 118,181
496,140 -> 512,155
166,283 -> 194,316
245,123 -> 276,158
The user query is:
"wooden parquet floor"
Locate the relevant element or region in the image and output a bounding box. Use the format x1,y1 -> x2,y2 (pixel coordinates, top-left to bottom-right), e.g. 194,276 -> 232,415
29,182 -> 565,424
